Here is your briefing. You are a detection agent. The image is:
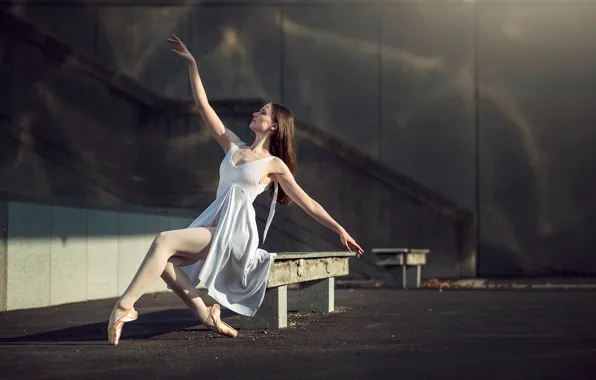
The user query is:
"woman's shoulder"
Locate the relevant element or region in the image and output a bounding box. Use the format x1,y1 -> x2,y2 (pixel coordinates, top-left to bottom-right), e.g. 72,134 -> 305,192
269,156 -> 284,164
268,156 -> 289,172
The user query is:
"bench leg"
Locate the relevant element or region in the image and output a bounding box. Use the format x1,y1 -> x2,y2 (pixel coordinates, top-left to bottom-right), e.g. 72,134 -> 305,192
237,285 -> 287,329
297,278 -> 334,313
402,265 -> 407,289
416,265 -> 421,288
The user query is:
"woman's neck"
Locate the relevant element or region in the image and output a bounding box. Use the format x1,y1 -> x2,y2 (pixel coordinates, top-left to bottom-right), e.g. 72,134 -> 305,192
250,134 -> 271,154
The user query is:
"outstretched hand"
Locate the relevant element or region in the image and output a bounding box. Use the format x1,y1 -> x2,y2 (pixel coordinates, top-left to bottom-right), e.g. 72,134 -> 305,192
339,229 -> 364,258
167,33 -> 195,63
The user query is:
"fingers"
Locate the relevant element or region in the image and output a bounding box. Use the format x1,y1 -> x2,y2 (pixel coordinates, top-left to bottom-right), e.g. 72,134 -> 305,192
340,233 -> 364,257
348,244 -> 361,258
355,243 -> 364,255
167,39 -> 183,50
349,239 -> 364,258
353,245 -> 362,258
343,241 -> 352,253
345,241 -> 363,257
167,34 -> 184,48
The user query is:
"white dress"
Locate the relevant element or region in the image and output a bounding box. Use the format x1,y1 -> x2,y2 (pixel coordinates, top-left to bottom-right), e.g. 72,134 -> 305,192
180,142 -> 279,317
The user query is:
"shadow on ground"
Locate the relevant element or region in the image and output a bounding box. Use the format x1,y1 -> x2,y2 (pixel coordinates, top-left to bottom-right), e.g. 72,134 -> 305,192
0,304 -> 257,344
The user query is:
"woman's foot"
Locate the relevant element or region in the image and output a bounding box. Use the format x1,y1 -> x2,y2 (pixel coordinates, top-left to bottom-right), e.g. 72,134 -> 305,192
202,304 -> 238,338
107,305 -> 138,345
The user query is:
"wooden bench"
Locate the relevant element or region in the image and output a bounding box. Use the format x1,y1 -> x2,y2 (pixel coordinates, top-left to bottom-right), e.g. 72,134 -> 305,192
372,248 -> 430,289
238,251 -> 355,329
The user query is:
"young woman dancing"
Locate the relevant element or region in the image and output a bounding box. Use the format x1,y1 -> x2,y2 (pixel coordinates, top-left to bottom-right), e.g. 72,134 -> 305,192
107,34 -> 364,345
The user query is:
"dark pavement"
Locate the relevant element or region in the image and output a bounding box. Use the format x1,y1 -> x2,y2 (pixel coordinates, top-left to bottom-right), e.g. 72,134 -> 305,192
1,288 -> 595,380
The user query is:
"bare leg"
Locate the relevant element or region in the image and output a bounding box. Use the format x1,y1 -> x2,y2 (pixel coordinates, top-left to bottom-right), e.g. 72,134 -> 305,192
108,227 -> 215,328
160,255 -> 213,323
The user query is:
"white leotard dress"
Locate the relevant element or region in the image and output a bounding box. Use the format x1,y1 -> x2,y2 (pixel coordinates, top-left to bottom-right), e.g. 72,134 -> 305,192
180,142 -> 278,317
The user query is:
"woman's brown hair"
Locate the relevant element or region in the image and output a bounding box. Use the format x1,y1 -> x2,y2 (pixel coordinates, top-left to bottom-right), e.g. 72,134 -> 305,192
269,103 -> 296,205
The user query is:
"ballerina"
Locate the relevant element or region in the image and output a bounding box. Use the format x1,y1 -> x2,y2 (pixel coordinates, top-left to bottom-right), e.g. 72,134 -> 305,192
107,34 -> 364,345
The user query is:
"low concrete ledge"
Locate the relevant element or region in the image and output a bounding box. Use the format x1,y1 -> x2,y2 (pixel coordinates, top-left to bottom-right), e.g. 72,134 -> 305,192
268,252 -> 354,288
275,252 -> 356,260
373,248 -> 430,289
238,252 -> 354,330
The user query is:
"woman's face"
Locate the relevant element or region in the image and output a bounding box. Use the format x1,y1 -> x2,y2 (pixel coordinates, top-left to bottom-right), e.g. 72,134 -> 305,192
249,104 -> 276,134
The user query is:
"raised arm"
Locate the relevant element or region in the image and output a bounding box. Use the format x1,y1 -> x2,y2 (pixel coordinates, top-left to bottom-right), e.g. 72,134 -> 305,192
269,158 -> 364,257
168,34 -> 241,153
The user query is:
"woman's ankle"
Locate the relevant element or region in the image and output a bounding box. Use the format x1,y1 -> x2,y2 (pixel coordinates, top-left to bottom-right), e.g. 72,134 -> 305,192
115,299 -> 134,312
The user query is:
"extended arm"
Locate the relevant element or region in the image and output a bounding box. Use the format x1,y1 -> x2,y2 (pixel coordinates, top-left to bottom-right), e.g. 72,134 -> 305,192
169,34 -> 241,153
270,158 -> 364,257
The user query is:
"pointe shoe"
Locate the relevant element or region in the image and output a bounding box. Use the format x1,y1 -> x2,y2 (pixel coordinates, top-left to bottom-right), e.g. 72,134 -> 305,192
107,308 -> 138,345
203,304 -> 238,338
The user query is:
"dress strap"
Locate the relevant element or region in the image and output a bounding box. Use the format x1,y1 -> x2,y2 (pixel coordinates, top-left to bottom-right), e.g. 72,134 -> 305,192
227,141 -> 246,157
262,181 -> 278,243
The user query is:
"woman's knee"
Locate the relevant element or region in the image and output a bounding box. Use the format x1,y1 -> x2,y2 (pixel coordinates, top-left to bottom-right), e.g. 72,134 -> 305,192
153,231 -> 174,250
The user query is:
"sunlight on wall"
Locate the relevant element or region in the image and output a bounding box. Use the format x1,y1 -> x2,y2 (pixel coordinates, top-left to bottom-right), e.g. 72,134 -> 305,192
281,15 -> 443,73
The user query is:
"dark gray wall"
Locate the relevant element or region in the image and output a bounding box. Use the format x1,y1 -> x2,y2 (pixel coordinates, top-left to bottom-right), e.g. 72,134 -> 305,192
477,3 -> 596,275
3,1 -> 596,276
0,10 -> 470,284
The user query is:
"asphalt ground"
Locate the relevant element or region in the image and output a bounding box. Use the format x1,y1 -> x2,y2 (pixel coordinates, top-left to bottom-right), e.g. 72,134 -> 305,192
1,288 -> 595,380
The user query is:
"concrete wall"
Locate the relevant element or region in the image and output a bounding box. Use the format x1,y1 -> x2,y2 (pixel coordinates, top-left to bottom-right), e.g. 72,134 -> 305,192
4,1 -> 595,277
3,1 -> 476,207
477,4 -> 596,276
0,7 -> 470,311
2,200 -> 193,311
